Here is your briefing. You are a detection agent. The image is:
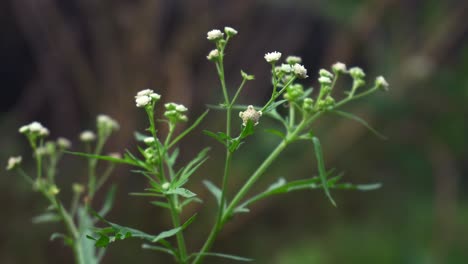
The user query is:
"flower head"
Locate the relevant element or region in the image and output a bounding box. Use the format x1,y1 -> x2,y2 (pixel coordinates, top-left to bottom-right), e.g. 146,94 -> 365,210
332,62 -> 347,73
349,67 -> 365,79
19,122 -> 49,137
286,56 -> 302,65
161,182 -> 170,190
318,76 -> 332,85
224,27 -> 238,37
97,114 -> 120,131
280,64 -> 292,73
264,51 -> 282,63
375,76 -> 389,91
207,29 -> 224,40
80,130 -> 96,142
6,156 -> 22,170
57,137 -> 72,149
164,103 -> 189,123
319,69 -> 334,79
135,89 -> 160,108
207,49 -> 220,61
293,63 -> 308,79
239,105 -> 262,126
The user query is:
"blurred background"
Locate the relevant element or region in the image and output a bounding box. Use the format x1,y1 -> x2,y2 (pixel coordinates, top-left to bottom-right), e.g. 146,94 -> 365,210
1,0 -> 467,263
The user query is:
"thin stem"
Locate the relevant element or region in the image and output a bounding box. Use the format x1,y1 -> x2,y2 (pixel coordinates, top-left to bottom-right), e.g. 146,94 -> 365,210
229,78 -> 248,107
261,76 -> 296,112
168,195 -> 188,263
337,86 -> 379,108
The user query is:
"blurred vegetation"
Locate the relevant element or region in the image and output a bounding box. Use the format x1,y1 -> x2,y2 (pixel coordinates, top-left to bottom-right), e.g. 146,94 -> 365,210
1,0 -> 467,263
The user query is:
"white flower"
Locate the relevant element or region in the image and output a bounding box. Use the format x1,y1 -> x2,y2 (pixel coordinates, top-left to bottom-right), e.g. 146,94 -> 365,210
72,183 -> 85,193
135,89 -> 160,108
224,26 -> 238,36
136,89 -> 153,97
97,114 -> 119,130
175,105 -> 188,112
207,49 -> 220,61
239,105 -> 262,126
349,67 -> 365,79
57,137 -> 71,149
144,137 -> 155,144
207,29 -> 224,40
332,62 -> 347,73
319,69 -> 334,78
135,95 -> 151,107
375,76 -> 389,90
80,130 -> 96,142
19,125 -> 29,134
28,122 -> 43,132
39,127 -> 50,137
48,185 -> 60,195
280,64 -> 292,73
318,76 -> 332,84
6,156 -> 22,170
264,51 -> 282,63
292,63 -> 308,78
286,56 -> 302,64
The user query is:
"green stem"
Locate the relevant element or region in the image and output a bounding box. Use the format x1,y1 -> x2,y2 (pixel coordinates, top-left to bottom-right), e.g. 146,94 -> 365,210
261,76 -> 296,112
337,86 -> 379,108
168,195 -> 188,263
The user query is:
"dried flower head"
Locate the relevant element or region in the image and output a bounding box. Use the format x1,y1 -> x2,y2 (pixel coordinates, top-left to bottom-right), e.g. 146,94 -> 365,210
239,105 -> 262,126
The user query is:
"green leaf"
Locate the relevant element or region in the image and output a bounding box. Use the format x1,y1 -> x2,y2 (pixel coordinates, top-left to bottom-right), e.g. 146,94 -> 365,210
175,147 -> 210,187
66,150 -> 142,167
169,109 -> 209,148
203,130 -> 229,147
50,233 -> 73,246
129,192 -> 164,197
264,129 -> 286,139
332,182 -> 382,191
203,180 -> 222,206
189,252 -> 253,262
312,137 -> 336,207
332,110 -> 387,140
180,197 -> 203,209
167,148 -> 180,167
99,185 -> 117,217
151,214 -> 197,243
141,244 -> 175,257
150,201 -> 171,209
264,99 -> 287,113
32,213 -> 61,224
130,170 -> 160,189
165,188 -> 197,198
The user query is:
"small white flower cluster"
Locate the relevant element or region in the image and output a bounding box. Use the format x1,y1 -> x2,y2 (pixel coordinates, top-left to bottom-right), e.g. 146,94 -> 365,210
135,89 -> 161,108
375,76 -> 389,90
286,56 -> 302,65
57,137 -> 72,149
264,51 -> 282,63
19,122 -> 49,137
239,105 -> 262,126
318,69 -> 334,85
164,102 -> 188,123
224,26 -> 238,37
292,63 -> 308,79
207,29 -> 224,40
332,62 -> 347,73
207,49 -> 220,61
349,67 -> 365,79
97,114 -> 120,131
80,130 -> 96,142
6,156 -> 22,170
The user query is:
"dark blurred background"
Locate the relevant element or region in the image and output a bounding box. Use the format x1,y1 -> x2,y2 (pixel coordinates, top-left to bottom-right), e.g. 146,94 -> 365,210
1,0 -> 467,263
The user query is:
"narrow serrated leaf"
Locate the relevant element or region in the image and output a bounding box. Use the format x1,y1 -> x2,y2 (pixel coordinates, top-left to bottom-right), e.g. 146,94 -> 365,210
312,137 -> 336,207
332,110 -> 387,140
